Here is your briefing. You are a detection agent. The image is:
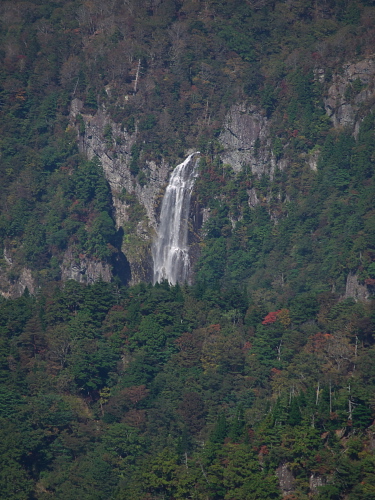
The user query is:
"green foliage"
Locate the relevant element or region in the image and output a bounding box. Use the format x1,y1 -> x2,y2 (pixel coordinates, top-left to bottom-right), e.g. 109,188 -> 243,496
290,293 -> 319,325
261,83 -> 278,117
85,88 -> 98,110
0,419 -> 33,499
0,273 -> 373,498
138,114 -> 156,131
0,1 -> 375,498
76,114 -> 85,135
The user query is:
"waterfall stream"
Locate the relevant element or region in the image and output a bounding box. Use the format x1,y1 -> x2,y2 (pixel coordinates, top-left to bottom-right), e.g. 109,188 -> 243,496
152,152 -> 200,285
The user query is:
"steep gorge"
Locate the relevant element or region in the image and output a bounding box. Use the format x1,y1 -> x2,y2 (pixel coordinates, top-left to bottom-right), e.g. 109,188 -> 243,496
6,54 -> 375,297
66,54 -> 375,298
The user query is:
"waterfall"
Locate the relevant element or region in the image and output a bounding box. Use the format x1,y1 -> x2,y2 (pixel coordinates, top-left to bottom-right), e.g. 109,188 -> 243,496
152,152 -> 200,285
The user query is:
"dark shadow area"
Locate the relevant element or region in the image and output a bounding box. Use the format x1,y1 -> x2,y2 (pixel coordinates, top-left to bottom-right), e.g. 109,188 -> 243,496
111,227 -> 131,285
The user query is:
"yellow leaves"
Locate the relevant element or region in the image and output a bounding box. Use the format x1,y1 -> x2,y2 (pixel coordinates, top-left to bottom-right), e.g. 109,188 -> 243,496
278,308 -> 291,327
99,386 -> 111,402
15,89 -> 26,101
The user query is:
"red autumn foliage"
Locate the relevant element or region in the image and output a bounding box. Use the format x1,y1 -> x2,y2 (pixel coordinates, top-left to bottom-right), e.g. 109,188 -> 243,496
175,332 -> 196,351
271,367 -> 282,376
262,310 -> 282,325
208,324 -> 221,333
259,445 -> 269,455
288,129 -> 299,138
122,409 -> 146,429
307,332 -> 333,353
123,385 -> 149,405
242,341 -> 252,352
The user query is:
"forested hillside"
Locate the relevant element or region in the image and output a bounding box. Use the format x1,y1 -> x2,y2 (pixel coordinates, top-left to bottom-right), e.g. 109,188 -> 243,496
0,1 -> 375,498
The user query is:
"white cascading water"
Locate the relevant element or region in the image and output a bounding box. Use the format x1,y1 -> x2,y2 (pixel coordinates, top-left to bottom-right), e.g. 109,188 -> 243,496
152,152 -> 200,285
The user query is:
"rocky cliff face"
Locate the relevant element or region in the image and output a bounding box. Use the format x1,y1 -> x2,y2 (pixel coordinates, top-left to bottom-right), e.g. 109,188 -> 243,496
71,99 -> 170,230
70,98 -> 171,284
344,273 -> 371,302
0,243 -> 122,298
324,57 -> 375,301
0,244 -> 35,298
0,266 -> 35,299
276,463 -> 295,496
213,59 -> 375,302
65,57 -> 375,291
219,102 -> 290,212
60,247 -> 113,284
219,103 -> 276,176
71,99 -> 277,285
218,57 -> 375,180
324,56 -> 375,133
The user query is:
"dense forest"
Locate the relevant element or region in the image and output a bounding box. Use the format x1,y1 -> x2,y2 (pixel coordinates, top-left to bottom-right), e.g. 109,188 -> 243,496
1,0 -> 375,498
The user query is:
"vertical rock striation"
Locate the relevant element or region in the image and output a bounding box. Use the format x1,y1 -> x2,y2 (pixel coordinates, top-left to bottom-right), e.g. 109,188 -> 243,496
219,103 -> 275,176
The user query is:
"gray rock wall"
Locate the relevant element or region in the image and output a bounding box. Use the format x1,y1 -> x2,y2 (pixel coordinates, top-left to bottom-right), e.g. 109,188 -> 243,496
67,57 -> 375,289
0,245 -> 36,298
61,247 -> 112,284
219,103 -> 275,176
0,266 -> 35,298
344,273 -> 370,302
70,98 -> 171,284
275,463 -> 295,496
324,57 -> 375,132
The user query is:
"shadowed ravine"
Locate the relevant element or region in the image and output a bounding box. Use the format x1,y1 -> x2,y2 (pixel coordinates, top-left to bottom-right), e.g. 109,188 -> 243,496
152,152 -> 200,285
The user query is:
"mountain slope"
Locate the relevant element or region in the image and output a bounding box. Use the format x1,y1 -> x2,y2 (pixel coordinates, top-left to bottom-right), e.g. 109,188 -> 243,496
0,1 -> 375,499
